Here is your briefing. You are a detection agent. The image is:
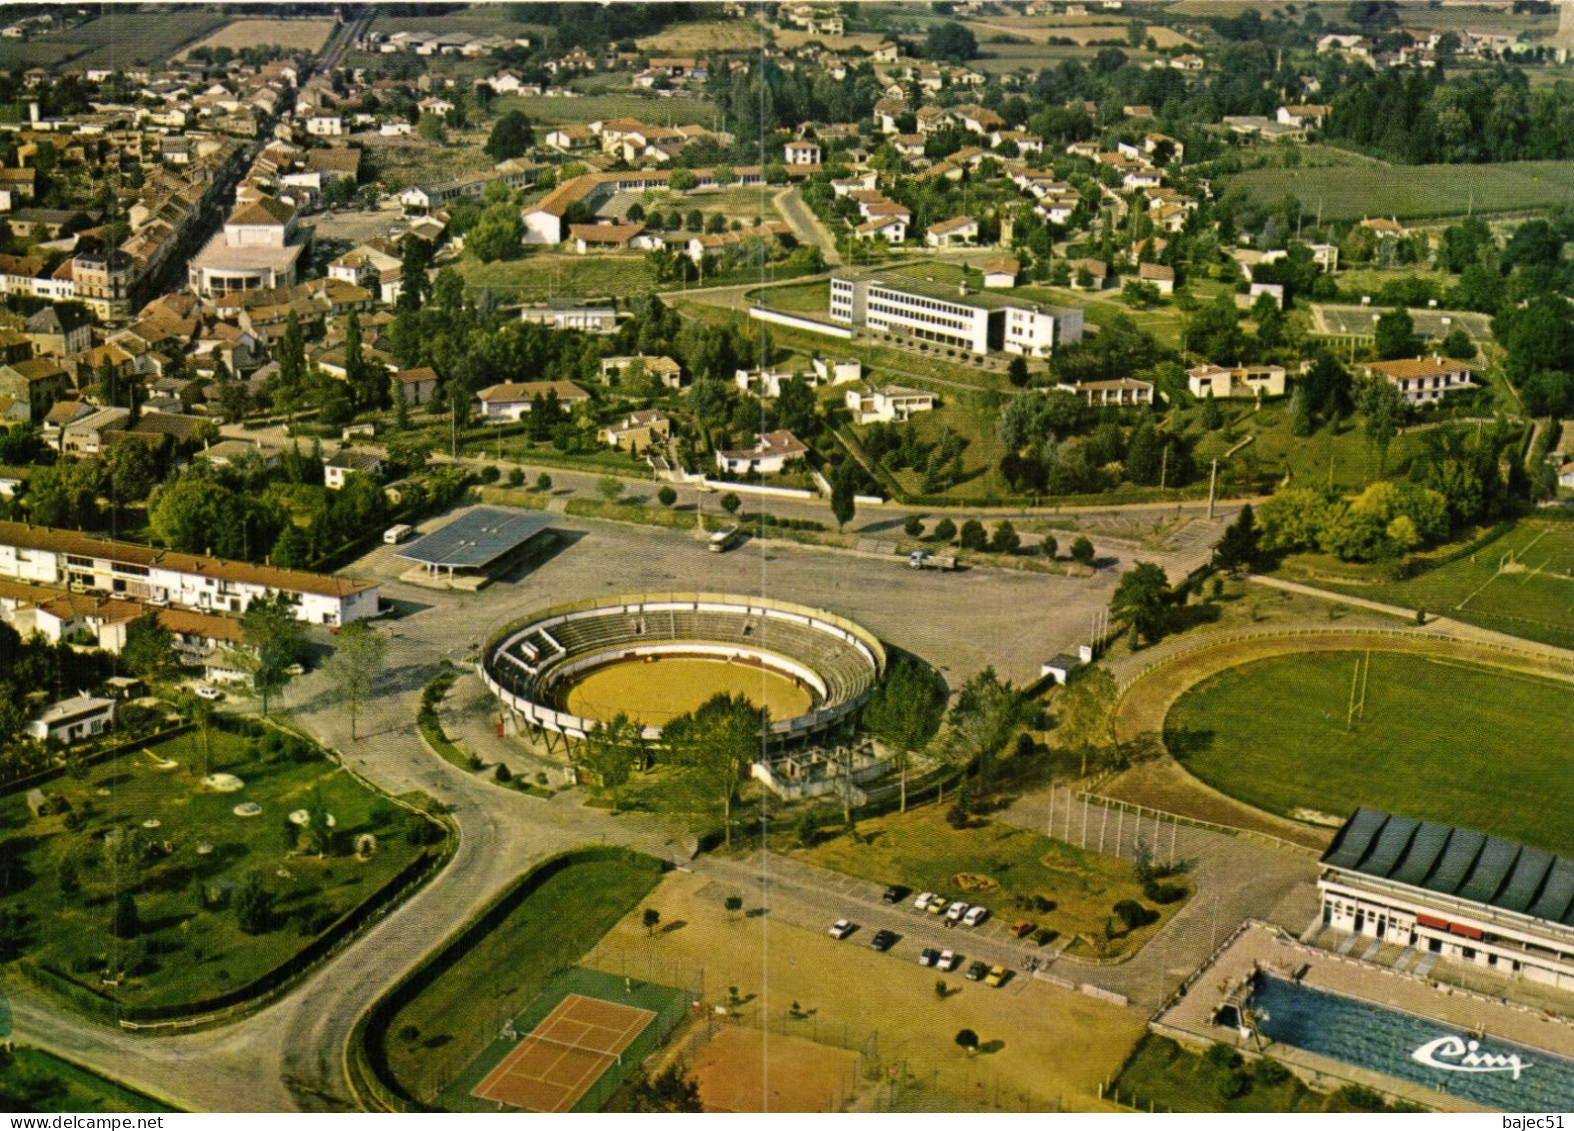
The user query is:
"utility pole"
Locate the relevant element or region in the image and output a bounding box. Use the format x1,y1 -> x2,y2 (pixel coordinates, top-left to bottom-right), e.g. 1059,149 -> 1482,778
1207,458 -> 1218,521
1159,444 -> 1169,490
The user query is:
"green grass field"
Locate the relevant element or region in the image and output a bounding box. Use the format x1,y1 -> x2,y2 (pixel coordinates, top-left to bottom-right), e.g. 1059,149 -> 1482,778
0,10 -> 229,70
1166,651 -> 1574,851
1282,519 -> 1574,649
454,253 -> 656,300
794,804 -> 1188,959
491,92 -> 719,128
0,1046 -> 179,1114
1222,160 -> 1574,222
0,727 -> 426,1011
1112,1035 -> 1325,1114
381,851 -> 663,1104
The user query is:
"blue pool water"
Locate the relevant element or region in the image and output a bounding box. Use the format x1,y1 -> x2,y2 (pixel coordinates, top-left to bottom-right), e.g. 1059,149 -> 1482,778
1249,975 -> 1574,1111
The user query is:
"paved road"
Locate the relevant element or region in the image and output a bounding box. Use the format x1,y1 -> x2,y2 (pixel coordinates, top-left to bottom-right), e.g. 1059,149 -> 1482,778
774,185 -> 840,266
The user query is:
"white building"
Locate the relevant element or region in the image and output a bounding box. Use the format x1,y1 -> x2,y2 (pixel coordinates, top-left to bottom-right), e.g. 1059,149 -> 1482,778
844,383 -> 936,425
829,273 -> 1082,358
925,215 -> 978,248
1321,808 -> 1574,993
1187,363 -> 1287,400
0,520 -> 379,625
1366,357 -> 1477,405
714,430 -> 808,476
187,194 -> 307,298
28,692 -> 115,744
475,380 -> 591,422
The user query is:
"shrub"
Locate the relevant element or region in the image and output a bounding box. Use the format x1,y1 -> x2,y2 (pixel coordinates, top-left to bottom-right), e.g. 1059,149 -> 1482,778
1203,1043 -> 1243,1073
1252,1057 -> 1290,1086
959,519 -> 987,550
933,517 -> 956,542
1070,535 -> 1095,566
535,472 -> 553,491
1041,534 -> 1057,559
1112,899 -> 1155,932
904,514 -> 924,537
507,467 -> 525,487
479,465 -> 501,484
720,492 -> 742,514
1214,1070 -> 1249,1100
494,763 -> 512,783
658,485 -> 677,507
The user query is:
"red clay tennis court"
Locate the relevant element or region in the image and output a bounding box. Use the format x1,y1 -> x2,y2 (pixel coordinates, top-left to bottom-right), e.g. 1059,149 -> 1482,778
471,993 -> 657,1112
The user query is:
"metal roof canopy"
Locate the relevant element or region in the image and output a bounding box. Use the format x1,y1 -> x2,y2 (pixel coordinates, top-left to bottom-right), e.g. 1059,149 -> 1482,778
397,508 -> 554,570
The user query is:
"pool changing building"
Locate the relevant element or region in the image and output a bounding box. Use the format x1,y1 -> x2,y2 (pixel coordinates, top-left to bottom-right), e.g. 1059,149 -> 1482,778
828,272 -> 1083,358
1320,808 -> 1574,993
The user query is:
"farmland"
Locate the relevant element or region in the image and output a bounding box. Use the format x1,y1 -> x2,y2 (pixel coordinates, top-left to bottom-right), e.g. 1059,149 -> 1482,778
491,92 -> 720,128
1166,650 -> 1574,852
454,251 -> 657,301
178,18 -> 335,59
0,9 -> 229,71
1222,159 -> 1574,222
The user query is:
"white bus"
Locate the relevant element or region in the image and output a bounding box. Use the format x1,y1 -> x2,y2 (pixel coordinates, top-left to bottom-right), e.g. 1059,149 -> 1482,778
383,523 -> 414,545
709,523 -> 740,553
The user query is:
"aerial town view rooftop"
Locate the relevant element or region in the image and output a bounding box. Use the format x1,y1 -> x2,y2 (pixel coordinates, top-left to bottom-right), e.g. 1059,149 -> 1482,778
0,0 -> 1573,1118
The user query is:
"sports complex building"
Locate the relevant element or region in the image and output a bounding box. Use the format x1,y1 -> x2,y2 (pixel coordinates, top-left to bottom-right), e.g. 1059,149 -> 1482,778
1320,808 -> 1574,992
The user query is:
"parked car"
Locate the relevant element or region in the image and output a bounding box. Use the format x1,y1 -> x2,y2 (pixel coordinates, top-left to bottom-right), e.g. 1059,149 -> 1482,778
914,891 -> 937,911
984,965 -> 1011,988
194,685 -> 222,701
918,947 -> 940,967
965,960 -> 989,981
870,929 -> 898,952
937,949 -> 960,972
883,884 -> 910,903
1011,920 -> 1036,939
962,906 -> 990,928
928,897 -> 950,916
285,662 -> 306,677
828,918 -> 856,940
945,900 -> 969,923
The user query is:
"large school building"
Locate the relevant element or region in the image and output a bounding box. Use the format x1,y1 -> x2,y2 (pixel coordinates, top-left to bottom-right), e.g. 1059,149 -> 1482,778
1321,808 -> 1574,993
0,520 -> 379,625
828,272 -> 1083,358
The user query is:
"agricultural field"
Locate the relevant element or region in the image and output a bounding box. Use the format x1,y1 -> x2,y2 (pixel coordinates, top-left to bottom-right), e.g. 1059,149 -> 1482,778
0,726 -> 429,1012
366,8 -> 538,38
1165,650 -> 1574,852
636,19 -> 765,52
379,850 -> 662,1104
453,252 -> 656,301
1284,519 -> 1574,650
359,135 -> 496,192
793,803 -> 1189,960
1222,160 -> 1574,222
177,17 -> 335,59
0,9 -> 229,71
0,1047 -> 179,1114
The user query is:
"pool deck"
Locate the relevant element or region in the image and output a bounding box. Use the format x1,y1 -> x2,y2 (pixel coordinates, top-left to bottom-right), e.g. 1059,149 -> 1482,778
1155,921 -> 1574,1113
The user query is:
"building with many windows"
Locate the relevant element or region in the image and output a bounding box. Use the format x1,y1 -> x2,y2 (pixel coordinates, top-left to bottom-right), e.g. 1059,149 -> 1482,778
1321,808 -> 1574,993
828,272 -> 1082,357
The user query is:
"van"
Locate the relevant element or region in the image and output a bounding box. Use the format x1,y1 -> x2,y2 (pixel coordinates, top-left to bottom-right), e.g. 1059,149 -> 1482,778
708,523 -> 740,553
383,523 -> 414,545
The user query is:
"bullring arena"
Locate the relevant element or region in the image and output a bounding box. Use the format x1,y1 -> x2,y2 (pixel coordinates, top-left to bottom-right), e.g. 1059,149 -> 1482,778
480,593 -> 886,743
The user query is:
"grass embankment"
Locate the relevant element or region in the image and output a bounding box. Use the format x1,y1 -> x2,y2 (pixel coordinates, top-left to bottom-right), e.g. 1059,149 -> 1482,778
0,1047 -> 181,1114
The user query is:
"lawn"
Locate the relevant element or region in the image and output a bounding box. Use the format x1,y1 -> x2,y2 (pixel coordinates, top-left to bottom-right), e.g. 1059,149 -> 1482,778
0,1046 -> 180,1114
1166,650 -> 1574,852
792,803 -> 1189,959
1222,160 -> 1574,222
0,725 -> 429,1013
380,850 -> 663,1105
1112,1035 -> 1325,1114
454,252 -> 656,300
753,279 -> 831,315
1280,519 -> 1574,650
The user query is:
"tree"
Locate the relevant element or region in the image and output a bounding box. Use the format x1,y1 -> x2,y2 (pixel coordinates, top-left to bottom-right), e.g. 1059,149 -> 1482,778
1006,356 -> 1029,387
1125,421 -> 1163,486
1441,327 -> 1476,360
955,1028 -> 980,1055
830,462 -> 857,532
959,519 -> 988,550
1374,306 -> 1420,360
121,608 -> 180,682
396,239 -> 432,313
579,712 -> 643,811
933,517 -> 956,543
628,1065 -> 703,1112
1041,534 -> 1058,559
109,892 -> 140,939
657,485 -> 677,507
863,657 -> 944,812
1070,535 -> 1095,566
664,693 -> 762,846
1111,561 -> 1169,644
417,114 -> 447,144
327,620 -> 387,741
642,908 -> 661,936
1199,390 -> 1222,431
926,21 -> 978,61
484,109 -> 535,161
1056,664 -> 1118,776
1213,504 -> 1259,573
237,593 -> 305,717
904,515 -> 924,538
234,871 -> 275,935
720,492 -> 741,515
990,521 -> 1020,554
105,436 -> 159,503
669,168 -> 698,192
943,667 -> 1025,791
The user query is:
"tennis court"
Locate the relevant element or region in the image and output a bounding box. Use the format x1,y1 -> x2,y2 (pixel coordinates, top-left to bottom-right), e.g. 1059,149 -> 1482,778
472,994 -> 656,1112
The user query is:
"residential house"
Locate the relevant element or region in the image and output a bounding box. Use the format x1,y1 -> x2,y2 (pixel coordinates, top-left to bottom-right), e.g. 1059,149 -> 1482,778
844,383 -> 936,425
1365,356 -> 1476,405
600,354 -> 682,389
714,430 -> 807,476
27,692 -> 115,745
1186,363 -> 1287,400
476,380 -> 591,422
394,366 -> 440,406
324,448 -> 385,490
925,215 -> 979,247
0,356 -> 68,419
602,408 -> 671,452
1058,377 -> 1155,407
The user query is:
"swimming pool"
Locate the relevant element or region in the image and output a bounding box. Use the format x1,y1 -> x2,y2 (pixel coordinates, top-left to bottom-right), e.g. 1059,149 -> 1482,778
1249,975 -> 1574,1111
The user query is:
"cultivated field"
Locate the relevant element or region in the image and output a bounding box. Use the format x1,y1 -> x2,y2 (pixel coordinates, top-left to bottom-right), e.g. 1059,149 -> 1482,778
1287,519 -> 1574,649
178,18 -> 335,59
0,9 -> 229,71
584,869 -> 1142,1111
492,92 -> 719,128
0,726 -> 428,1012
1166,650 -> 1574,852
637,20 -> 765,52
1223,160 -> 1574,222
